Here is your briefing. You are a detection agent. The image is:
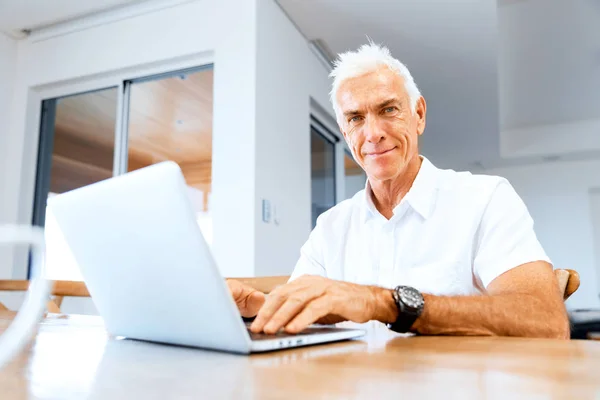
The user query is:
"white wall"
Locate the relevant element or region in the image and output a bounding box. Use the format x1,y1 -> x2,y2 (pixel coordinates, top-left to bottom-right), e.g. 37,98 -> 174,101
590,190 -> 600,306
485,159 -> 600,310
0,0 -> 335,285
497,0 -> 600,160
253,0 -> 335,276
1,0 -> 259,280
0,32 -> 17,189
0,32 -> 17,279
345,174 -> 366,200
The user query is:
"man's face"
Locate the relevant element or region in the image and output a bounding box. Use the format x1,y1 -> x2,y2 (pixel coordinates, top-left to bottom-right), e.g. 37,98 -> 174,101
336,67 -> 426,182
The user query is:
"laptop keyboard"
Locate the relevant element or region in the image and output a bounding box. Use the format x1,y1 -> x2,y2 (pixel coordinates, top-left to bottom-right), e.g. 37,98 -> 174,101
247,327 -> 339,341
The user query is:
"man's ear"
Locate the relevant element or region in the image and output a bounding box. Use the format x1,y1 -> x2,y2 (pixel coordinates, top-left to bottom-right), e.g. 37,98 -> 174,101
416,96 -> 427,136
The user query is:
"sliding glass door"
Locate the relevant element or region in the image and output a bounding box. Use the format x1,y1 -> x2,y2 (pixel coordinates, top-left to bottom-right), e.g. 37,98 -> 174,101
344,150 -> 367,199
309,115 -> 368,225
33,88 -> 119,280
32,65 -> 214,280
126,67 -> 214,234
33,88 -> 119,227
310,126 -> 337,228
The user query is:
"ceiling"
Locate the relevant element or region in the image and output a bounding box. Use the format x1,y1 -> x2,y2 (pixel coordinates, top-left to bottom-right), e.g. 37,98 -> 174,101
278,0 -> 600,169
127,69 -> 214,166
2,0 -> 598,170
498,0 -> 600,130
0,0 -> 141,37
278,0 -> 500,170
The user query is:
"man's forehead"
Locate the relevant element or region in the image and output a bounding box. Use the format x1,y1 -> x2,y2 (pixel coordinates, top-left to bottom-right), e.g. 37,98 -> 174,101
336,69 -> 406,111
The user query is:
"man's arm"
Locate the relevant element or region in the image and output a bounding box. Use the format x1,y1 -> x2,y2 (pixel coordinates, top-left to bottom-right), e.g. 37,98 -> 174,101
410,261 -> 570,338
247,261 -> 569,339
400,179 -> 569,339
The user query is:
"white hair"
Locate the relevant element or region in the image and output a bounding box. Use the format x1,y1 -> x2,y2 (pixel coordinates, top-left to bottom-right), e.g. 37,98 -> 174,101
329,42 -> 421,123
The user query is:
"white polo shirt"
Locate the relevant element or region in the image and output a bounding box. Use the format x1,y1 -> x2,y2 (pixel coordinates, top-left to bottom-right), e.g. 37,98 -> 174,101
290,156 -> 550,295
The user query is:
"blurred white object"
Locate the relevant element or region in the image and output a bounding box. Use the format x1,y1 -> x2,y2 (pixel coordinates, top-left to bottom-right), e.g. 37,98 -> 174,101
187,186 -> 213,247
0,225 -> 51,370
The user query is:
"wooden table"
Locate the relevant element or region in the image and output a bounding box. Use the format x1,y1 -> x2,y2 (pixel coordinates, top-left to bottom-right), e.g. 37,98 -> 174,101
1,313 -> 600,399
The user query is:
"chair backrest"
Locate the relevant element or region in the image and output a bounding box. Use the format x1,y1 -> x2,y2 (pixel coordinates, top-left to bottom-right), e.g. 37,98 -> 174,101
554,269 -> 580,301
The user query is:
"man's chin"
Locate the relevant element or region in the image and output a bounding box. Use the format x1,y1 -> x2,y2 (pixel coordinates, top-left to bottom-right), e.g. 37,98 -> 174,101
368,172 -> 399,183
366,165 -> 403,182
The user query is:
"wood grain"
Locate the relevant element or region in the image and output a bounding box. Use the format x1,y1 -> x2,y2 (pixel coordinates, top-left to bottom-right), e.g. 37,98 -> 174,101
49,68 -> 214,196
0,316 -> 599,399
50,154 -> 112,193
127,69 -> 214,165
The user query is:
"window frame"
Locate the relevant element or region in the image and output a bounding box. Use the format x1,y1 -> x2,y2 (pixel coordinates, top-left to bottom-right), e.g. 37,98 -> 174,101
309,112 -> 360,210
23,58 -> 214,279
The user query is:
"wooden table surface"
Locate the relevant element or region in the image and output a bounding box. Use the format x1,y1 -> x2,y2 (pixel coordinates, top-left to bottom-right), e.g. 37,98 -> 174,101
1,312 -> 600,399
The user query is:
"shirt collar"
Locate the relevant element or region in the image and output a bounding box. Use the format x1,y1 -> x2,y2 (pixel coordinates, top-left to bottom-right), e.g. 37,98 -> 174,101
361,156 -> 439,222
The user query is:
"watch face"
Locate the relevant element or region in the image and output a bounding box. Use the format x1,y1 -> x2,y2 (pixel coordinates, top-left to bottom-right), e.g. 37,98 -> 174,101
399,286 -> 424,310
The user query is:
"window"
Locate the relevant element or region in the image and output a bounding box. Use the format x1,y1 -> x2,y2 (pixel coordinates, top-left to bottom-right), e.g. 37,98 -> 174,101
34,88 -> 119,280
344,150 -> 367,199
126,68 -> 214,245
308,116 -> 368,227
310,126 -> 336,228
32,66 -> 214,280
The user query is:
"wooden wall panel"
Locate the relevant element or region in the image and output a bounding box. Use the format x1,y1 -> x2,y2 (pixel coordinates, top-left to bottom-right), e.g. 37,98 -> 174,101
53,127 -> 114,171
50,155 -> 112,194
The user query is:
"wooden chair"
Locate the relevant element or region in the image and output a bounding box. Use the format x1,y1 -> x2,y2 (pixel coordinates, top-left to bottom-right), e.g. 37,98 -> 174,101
0,269 -> 580,313
0,280 -> 90,313
554,269 -> 580,301
0,278 -> 288,313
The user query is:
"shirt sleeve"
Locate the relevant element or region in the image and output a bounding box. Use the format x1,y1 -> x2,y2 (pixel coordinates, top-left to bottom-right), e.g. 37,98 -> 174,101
289,214 -> 328,282
473,179 -> 551,288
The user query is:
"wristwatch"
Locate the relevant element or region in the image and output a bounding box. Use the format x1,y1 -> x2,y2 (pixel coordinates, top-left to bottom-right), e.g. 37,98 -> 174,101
387,285 -> 425,333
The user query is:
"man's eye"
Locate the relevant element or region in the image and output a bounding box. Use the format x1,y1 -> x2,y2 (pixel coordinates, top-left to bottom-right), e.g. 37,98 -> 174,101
384,107 -> 396,113
350,116 -> 362,123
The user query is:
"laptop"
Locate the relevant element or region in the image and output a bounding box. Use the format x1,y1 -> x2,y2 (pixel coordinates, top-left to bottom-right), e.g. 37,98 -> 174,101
48,161 -> 365,354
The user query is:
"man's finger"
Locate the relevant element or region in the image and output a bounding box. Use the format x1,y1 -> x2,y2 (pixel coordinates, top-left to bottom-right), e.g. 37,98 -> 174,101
284,296 -> 331,334
262,294 -> 319,334
244,290 -> 266,318
251,278 -> 330,332
227,279 -> 253,300
250,290 -> 289,333
227,280 -> 265,318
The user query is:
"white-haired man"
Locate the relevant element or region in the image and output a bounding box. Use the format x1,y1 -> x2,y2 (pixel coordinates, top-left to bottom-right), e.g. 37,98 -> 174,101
228,43 -> 569,339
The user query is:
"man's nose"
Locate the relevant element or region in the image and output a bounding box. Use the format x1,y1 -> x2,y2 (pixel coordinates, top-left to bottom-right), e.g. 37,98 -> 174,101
363,116 -> 385,143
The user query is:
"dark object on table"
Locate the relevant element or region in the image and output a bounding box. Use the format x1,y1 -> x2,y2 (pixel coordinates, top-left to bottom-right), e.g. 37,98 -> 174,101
569,309 -> 600,339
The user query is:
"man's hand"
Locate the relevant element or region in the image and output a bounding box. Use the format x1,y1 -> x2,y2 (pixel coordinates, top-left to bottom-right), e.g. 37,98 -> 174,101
226,279 -> 266,318
250,275 -> 397,334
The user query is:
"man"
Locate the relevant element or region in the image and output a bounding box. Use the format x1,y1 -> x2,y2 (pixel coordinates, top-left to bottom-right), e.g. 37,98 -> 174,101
229,43 -> 569,339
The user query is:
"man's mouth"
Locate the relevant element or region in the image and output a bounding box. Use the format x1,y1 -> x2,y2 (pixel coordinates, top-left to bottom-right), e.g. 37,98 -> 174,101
365,147 -> 396,156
